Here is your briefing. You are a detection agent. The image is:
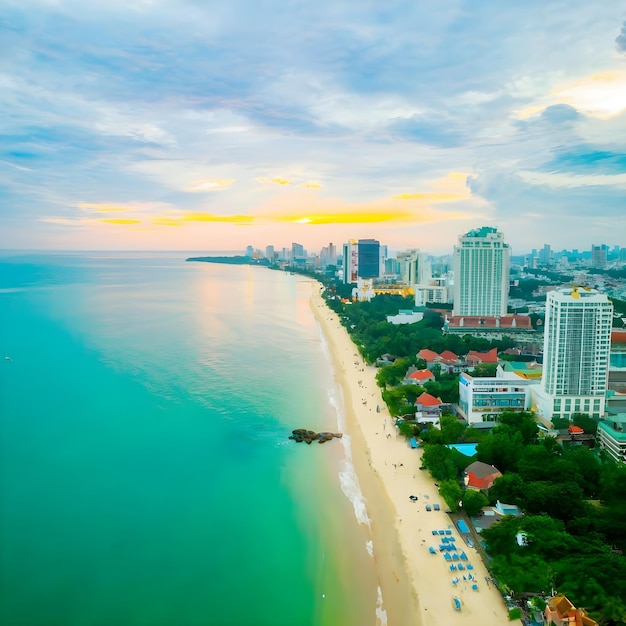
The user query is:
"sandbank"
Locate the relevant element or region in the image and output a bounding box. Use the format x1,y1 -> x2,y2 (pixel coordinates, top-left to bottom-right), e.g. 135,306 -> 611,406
310,284 -> 516,626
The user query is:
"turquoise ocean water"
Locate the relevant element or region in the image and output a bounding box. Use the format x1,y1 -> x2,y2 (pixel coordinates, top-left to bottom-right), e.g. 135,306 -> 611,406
0,252 -> 378,626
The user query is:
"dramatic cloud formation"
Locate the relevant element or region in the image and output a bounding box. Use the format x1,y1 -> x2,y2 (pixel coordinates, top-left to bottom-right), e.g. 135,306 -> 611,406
1,0 -> 625,254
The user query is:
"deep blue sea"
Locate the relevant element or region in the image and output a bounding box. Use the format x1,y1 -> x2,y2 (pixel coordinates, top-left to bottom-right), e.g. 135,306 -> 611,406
0,252 -> 377,626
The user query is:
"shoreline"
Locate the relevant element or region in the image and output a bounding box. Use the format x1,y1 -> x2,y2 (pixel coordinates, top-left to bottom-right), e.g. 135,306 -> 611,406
310,283 -> 515,626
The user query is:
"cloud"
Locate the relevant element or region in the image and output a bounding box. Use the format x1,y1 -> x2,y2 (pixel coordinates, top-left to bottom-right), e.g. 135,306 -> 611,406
185,179 -> 235,192
99,218 -> 142,225
616,21 -> 626,52
517,71 -> 626,120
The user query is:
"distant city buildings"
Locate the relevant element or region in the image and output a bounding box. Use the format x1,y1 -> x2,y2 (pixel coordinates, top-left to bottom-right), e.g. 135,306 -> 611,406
452,226 -> 511,317
534,287 -> 613,421
591,244 -> 607,269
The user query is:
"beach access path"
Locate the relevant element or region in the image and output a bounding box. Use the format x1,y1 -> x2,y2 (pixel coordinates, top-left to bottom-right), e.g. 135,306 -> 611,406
310,284 -> 519,626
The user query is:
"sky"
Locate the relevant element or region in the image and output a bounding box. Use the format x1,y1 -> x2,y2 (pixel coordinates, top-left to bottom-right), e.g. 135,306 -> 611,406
1,1 -> 626,256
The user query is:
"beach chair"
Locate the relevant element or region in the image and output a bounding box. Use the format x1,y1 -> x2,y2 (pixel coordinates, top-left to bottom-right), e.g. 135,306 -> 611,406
449,564 -> 456,571
457,564 -> 464,571
472,583 -> 478,591
439,544 -> 446,551
444,553 -> 452,562
434,503 -> 440,511
452,553 -> 459,561
452,578 -> 458,586
466,564 -> 474,570
431,530 -> 438,535
460,552 -> 467,561
429,546 -> 437,554
438,530 -> 445,535
448,536 -> 456,542
442,537 -> 449,543
445,529 -> 452,535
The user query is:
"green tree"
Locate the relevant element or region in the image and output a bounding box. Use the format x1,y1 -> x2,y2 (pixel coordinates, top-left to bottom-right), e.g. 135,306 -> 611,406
462,489 -> 489,516
421,444 -> 457,481
439,479 -> 463,512
439,414 -> 466,444
571,412 -> 599,435
489,473 -> 525,506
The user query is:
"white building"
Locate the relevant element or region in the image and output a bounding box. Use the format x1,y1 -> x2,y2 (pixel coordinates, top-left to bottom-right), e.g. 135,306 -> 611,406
534,287 -> 613,421
414,285 -> 448,306
452,226 -> 510,317
458,371 -> 539,428
343,240 -> 358,284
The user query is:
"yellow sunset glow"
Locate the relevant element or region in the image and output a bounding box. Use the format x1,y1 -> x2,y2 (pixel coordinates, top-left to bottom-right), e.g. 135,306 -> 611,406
517,71 -> 626,119
100,218 -> 142,225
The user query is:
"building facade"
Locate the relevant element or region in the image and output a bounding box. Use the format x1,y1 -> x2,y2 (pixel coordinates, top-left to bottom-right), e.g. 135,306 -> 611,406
452,226 -> 510,317
342,240 -> 358,284
536,287 -> 613,421
357,239 -> 380,279
597,415 -> 626,463
458,371 -> 538,428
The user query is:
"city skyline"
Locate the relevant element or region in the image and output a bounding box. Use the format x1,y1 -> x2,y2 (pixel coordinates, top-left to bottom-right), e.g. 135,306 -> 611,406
2,2 -> 625,253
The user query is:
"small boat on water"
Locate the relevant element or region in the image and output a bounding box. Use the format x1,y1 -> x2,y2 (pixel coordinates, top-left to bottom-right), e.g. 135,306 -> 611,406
452,596 -> 462,610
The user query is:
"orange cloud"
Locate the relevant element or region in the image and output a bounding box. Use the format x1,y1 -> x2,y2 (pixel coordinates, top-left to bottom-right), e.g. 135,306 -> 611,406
256,176 -> 292,185
100,218 -> 142,225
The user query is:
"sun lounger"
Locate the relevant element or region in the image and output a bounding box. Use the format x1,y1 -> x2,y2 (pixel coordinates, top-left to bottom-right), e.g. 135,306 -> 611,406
457,564 -> 464,571
449,564 -> 456,571
438,530 -> 445,535
466,564 -> 473,570
444,553 -> 452,561
429,546 -> 436,554
445,529 -> 452,535
431,530 -> 438,535
452,553 -> 459,561
460,552 -> 467,561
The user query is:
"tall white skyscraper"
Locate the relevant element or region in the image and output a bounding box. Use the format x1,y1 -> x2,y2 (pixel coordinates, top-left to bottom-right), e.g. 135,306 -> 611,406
452,227 -> 510,317
537,287 -> 613,421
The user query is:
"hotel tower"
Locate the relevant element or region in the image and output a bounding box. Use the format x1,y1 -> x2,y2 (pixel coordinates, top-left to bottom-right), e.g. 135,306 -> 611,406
537,286 -> 613,421
452,226 -> 510,317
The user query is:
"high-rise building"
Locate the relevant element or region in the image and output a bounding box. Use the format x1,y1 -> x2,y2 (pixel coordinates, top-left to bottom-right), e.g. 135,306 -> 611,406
342,240 -> 358,284
538,244 -> 552,266
452,226 -> 510,317
357,239 -> 380,279
591,245 -> 607,269
265,245 -> 275,260
292,242 -> 305,259
536,287 -> 613,421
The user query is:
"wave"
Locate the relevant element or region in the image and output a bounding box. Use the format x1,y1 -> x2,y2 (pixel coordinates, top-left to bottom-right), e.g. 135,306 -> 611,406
375,586 -> 388,626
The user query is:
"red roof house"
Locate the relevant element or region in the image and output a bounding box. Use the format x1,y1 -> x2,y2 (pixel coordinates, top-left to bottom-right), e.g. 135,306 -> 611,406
405,369 -> 436,384
465,348 -> 499,368
417,348 -> 439,363
416,392 -> 441,407
464,461 -> 502,490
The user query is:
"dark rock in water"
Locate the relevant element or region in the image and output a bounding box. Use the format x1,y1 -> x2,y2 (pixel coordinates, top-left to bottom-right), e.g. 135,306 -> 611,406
289,429 -> 342,445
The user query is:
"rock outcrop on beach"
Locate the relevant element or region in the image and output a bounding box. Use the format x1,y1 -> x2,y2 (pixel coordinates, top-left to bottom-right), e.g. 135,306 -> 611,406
289,429 -> 343,444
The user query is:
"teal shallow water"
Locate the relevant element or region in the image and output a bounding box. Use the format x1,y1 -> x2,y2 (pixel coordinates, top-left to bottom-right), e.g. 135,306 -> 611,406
0,253 -> 376,626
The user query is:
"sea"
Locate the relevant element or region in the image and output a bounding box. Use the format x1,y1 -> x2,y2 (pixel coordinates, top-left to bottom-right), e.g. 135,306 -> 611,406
0,251 -> 381,626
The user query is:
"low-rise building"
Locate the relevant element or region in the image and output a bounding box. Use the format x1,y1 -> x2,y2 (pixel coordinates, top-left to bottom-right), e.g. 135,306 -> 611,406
414,392 -> 443,425
464,461 -> 502,490
597,414 -> 626,463
458,371 -> 539,428
544,594 -> 598,626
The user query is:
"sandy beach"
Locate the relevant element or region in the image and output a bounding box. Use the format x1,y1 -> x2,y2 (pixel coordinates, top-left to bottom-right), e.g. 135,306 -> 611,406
310,284 -> 516,626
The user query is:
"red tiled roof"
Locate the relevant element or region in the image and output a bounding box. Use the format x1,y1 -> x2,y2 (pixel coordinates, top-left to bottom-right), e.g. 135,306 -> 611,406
407,370 -> 435,382
466,347 -> 499,363
417,349 -> 439,361
416,392 -> 441,407
439,350 -> 458,360
612,330 -> 626,343
447,315 -> 532,329
568,425 -> 584,434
